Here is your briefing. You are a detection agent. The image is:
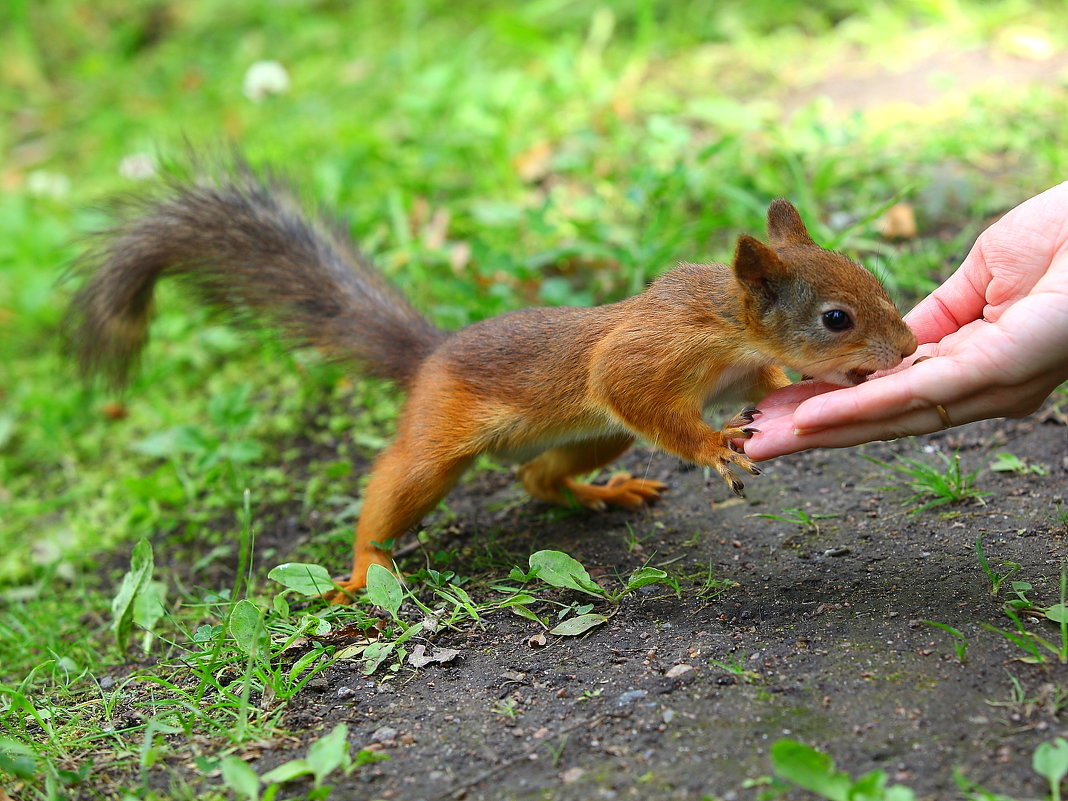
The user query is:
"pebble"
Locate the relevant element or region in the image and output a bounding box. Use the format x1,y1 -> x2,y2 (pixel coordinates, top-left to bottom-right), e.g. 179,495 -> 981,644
616,689 -> 647,706
371,726 -> 398,743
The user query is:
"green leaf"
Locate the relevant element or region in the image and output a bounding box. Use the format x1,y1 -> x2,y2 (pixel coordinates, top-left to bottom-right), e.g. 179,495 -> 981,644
129,426 -> 186,458
261,758 -> 313,784
548,613 -> 609,636
510,604 -> 548,627
497,593 -> 537,607
365,564 -> 404,619
220,755 -> 261,800
1045,604 -> 1068,624
111,539 -> 155,652
884,786 -> 918,801
508,566 -> 538,582
306,723 -> 350,785
0,413 -> 16,450
133,579 -> 169,654
989,452 -> 1025,472
361,641 -> 396,676
1033,738 -> 1068,792
229,600 -> 267,656
626,567 -> 667,592
133,580 -> 167,631
267,563 -> 336,596
0,736 -> 37,780
528,550 -> 605,597
770,739 -> 851,801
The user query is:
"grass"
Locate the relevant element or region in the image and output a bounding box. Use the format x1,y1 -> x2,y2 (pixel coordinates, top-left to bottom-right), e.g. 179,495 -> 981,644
866,450 -> 991,514
3,0 -> 1068,797
755,506 -> 840,536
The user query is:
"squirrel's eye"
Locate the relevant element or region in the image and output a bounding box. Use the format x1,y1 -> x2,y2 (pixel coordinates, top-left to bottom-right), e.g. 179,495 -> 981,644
821,309 -> 853,332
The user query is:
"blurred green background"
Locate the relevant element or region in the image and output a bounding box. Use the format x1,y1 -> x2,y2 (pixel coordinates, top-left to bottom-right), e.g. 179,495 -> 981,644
1,0 -> 1067,595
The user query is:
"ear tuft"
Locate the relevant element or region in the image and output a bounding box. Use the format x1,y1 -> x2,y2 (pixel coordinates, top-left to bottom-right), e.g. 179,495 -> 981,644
733,233 -> 784,289
766,199 -> 813,245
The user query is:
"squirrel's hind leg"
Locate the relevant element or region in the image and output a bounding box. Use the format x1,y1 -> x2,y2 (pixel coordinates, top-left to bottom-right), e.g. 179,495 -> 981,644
327,433 -> 474,602
518,433 -> 666,511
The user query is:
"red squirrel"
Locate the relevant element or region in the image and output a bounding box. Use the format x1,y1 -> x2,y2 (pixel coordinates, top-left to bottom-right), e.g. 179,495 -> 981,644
67,166 -> 917,599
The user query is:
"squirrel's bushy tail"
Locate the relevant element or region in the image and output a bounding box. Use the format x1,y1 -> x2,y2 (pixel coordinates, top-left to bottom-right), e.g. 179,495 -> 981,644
65,164 -> 445,388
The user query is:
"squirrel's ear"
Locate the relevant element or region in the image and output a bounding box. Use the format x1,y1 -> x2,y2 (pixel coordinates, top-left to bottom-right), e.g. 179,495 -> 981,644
766,199 -> 813,245
733,234 -> 787,290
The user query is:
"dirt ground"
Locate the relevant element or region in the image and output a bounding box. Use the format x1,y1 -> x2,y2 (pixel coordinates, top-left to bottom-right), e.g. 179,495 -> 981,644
224,397 -> 1067,801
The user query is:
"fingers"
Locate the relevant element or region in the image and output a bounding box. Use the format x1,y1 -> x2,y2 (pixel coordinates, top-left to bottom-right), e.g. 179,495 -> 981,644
746,406 -> 946,458
789,352 -> 989,434
744,370 -> 1060,460
904,261 -> 987,345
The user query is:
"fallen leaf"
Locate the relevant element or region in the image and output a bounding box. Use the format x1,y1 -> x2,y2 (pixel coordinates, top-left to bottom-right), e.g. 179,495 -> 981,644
335,643 -> 370,660
407,645 -> 461,668
549,613 -> 609,637
877,202 -> 917,240
102,402 -> 128,420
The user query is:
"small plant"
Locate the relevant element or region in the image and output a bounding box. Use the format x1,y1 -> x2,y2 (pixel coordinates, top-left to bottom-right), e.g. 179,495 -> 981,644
922,620 -> 968,662
622,522 -> 651,553
867,451 -> 989,514
709,652 -> 760,683
1053,501 -> 1068,535
492,698 -> 520,719
989,452 -> 1048,476
756,506 -> 840,536
502,550 -> 671,636
693,560 -> 739,601
974,533 -> 1021,596
541,734 -> 569,766
110,539 -> 168,654
984,566 -> 1068,664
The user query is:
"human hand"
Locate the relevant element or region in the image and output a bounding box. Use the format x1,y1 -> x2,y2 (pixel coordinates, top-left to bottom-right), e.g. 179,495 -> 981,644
744,181 -> 1068,461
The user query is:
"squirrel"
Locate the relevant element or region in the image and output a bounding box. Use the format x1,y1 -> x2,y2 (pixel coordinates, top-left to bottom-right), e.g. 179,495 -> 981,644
66,164 -> 917,599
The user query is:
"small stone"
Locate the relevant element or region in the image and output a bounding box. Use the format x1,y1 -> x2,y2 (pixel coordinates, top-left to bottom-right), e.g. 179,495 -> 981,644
616,689 -> 647,706
371,726 -> 398,743
561,767 -> 586,784
665,664 -> 694,679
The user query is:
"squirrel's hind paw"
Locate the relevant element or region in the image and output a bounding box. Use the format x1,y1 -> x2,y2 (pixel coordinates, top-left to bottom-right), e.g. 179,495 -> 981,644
567,474 -> 667,510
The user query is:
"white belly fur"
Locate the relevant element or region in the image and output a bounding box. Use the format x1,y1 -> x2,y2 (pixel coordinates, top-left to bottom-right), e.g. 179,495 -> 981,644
702,365 -> 762,409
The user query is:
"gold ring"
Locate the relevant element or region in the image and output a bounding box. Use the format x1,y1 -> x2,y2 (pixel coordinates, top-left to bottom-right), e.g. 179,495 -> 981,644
935,404 -> 953,429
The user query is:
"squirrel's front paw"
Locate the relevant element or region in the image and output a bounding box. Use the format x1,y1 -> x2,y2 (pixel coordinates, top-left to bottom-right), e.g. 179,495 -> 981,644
722,407 -> 761,450
707,425 -> 762,497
